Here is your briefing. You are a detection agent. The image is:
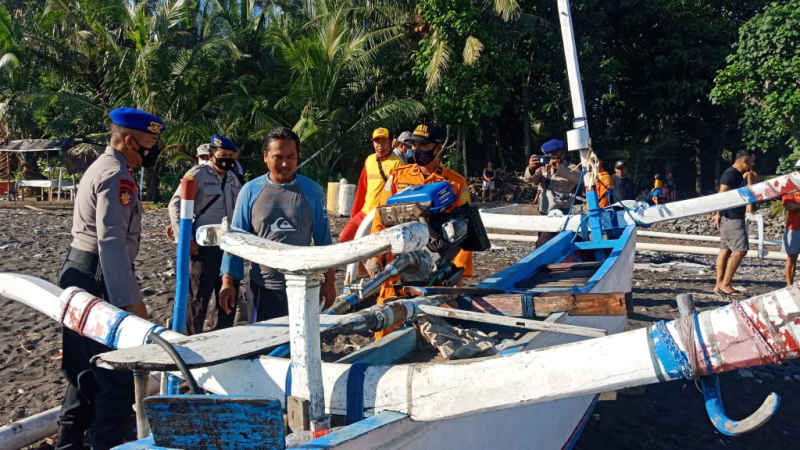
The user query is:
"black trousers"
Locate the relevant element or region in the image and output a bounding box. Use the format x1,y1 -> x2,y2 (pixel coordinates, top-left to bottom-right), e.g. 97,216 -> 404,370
187,246 -> 235,334
56,254 -> 136,450
247,280 -> 289,322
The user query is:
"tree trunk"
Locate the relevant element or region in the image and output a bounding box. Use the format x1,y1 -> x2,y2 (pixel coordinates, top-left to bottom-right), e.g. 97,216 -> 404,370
695,145 -> 702,196
521,72 -> 532,159
143,166 -> 160,202
461,127 -> 468,177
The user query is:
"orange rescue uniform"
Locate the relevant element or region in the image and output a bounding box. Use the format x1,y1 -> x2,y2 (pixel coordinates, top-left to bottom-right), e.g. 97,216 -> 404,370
596,168 -> 614,208
370,163 -> 475,338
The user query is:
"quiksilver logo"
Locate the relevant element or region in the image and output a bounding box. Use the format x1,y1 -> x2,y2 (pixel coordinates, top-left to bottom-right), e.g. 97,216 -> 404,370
270,217 -> 297,233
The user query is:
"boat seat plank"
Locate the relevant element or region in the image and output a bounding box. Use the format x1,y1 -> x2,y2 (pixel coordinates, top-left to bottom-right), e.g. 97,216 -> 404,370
144,395 -> 285,450
544,261 -> 601,272
94,314 -> 354,371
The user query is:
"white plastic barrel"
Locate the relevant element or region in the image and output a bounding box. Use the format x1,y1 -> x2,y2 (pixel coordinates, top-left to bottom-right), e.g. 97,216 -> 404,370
337,178 -> 356,217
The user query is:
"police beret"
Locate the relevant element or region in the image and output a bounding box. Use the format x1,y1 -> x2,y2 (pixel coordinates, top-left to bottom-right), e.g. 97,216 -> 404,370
210,134 -> 238,152
541,139 -> 565,153
410,123 -> 445,144
109,107 -> 165,135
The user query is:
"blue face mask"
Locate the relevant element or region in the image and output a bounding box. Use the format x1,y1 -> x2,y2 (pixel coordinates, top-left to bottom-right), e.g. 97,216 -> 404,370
405,149 -> 414,160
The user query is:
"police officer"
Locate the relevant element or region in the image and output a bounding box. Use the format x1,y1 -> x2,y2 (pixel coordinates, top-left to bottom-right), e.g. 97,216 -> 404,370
56,107 -> 163,450
167,135 -> 242,334
527,138 -> 580,246
219,127 -> 336,322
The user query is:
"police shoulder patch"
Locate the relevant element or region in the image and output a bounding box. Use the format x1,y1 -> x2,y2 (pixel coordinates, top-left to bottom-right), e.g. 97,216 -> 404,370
119,178 -> 137,207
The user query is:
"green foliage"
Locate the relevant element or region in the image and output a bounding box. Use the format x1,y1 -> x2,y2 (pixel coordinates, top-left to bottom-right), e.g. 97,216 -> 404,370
712,0 -> 800,159
0,0 -> 787,197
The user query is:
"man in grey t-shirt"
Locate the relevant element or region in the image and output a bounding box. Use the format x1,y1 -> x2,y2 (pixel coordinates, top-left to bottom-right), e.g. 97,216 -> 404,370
711,150 -> 753,296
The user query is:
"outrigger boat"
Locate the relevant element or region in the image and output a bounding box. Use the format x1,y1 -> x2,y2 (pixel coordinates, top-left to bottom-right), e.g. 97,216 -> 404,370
2,1 -> 800,449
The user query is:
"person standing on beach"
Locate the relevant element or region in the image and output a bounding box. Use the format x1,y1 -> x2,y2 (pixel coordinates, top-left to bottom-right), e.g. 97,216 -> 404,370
56,107 -> 162,449
482,161 -> 496,202
366,123 -> 475,339
338,127 -> 405,243
166,135 -> 242,334
611,160 -> 636,201
781,160 -> 800,287
744,151 -> 761,214
526,138 -> 580,246
218,127 -> 336,322
711,151 -> 753,296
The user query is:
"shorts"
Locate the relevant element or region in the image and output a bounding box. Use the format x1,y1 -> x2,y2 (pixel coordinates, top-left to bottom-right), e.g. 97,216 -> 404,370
482,180 -> 495,191
720,217 -> 748,252
783,229 -> 800,255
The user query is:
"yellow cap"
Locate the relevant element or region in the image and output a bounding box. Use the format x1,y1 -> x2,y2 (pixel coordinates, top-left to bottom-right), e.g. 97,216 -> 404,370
372,127 -> 389,140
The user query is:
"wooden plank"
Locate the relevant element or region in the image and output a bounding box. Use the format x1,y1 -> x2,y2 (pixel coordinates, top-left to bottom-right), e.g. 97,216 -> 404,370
477,292 -> 628,317
417,305 -> 606,338
534,293 -> 628,317
94,314 -> 354,371
144,395 -> 285,450
95,296 -> 450,371
544,261 -> 601,272
336,327 -> 417,364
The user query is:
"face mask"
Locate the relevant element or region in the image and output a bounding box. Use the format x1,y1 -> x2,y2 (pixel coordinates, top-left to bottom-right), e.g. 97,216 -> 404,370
405,149 -> 414,160
414,149 -> 436,166
133,138 -> 160,168
198,159 -> 209,166
215,157 -> 236,171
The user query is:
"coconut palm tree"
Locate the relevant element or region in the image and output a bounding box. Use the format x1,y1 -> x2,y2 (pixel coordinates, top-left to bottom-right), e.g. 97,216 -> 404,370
268,4 -> 425,181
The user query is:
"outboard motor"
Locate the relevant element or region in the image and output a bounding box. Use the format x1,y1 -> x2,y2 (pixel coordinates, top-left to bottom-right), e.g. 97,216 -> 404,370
377,181 -> 490,286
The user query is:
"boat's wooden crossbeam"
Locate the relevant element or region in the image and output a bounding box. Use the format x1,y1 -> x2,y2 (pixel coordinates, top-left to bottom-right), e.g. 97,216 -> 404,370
417,304 -> 607,337
196,219 -> 429,273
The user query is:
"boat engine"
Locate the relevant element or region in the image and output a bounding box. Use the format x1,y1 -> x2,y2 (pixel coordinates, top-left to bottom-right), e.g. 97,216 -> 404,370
376,181 -> 490,286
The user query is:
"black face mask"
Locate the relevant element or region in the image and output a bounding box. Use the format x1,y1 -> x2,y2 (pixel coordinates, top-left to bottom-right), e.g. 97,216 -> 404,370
215,157 -> 236,171
133,138 -> 160,168
413,149 -> 436,166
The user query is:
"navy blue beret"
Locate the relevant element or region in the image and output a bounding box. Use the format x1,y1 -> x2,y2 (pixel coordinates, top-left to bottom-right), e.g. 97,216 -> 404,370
210,134 -> 238,152
541,139 -> 565,153
109,107 -> 165,135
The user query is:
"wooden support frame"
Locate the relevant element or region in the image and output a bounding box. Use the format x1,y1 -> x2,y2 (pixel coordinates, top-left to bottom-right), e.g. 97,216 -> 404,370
285,273 -> 329,431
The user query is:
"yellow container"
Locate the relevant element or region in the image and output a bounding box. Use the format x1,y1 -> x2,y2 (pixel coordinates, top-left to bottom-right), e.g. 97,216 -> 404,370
326,182 -> 340,214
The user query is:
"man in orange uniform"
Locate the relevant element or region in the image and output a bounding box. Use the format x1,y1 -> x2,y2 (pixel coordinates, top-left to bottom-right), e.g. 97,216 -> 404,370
339,127 -> 405,242
368,123 -> 474,338
595,159 -> 614,208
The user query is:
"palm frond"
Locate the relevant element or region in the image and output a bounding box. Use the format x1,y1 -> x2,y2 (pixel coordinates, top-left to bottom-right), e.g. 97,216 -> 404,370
463,35 -> 484,66
493,0 -> 520,22
425,32 -> 451,93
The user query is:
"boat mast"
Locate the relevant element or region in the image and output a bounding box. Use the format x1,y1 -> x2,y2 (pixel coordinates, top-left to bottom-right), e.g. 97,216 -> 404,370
557,0 -> 603,241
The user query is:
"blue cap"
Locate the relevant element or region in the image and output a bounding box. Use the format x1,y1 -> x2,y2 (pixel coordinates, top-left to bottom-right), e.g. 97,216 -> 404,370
210,134 -> 238,152
109,107 -> 165,135
541,139 -> 565,153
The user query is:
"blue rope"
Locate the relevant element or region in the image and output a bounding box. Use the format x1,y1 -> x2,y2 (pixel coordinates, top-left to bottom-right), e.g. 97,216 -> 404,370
655,320 -> 694,379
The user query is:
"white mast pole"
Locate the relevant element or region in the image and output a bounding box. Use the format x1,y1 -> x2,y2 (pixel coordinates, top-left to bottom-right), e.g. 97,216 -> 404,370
557,0 -> 603,240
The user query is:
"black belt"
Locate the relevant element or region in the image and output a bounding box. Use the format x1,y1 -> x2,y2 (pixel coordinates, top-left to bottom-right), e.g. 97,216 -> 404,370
65,247 -> 99,275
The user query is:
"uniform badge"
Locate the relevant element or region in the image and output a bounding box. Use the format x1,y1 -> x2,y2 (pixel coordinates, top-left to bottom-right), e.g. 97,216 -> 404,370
119,178 -> 138,207
120,191 -> 132,206
148,121 -> 164,134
